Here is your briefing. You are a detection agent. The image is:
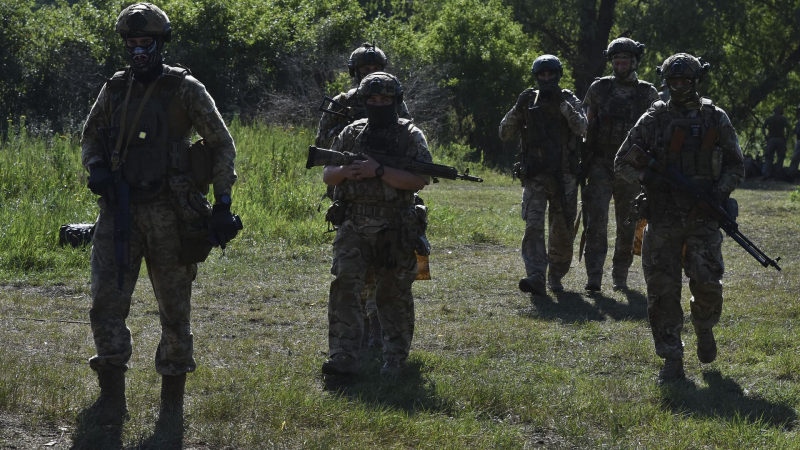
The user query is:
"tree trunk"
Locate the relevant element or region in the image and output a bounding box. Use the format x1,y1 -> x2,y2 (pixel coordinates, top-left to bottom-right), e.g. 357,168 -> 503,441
573,0 -> 617,99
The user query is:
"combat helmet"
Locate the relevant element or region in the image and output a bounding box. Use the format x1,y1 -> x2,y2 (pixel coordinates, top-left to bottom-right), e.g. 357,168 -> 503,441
115,3 -> 171,41
348,43 -> 388,80
657,53 -> 710,82
531,54 -> 563,78
604,37 -> 645,61
357,71 -> 404,103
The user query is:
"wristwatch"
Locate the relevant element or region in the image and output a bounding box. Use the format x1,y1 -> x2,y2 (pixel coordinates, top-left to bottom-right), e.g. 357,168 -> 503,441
374,164 -> 385,178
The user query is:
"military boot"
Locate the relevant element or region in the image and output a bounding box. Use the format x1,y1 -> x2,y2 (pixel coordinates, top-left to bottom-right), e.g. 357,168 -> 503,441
145,374 -> 186,449
695,326 -> 717,363
657,358 -> 685,385
321,354 -> 359,376
519,276 -> 546,296
90,366 -> 128,426
547,274 -> 564,293
366,313 -> 382,350
611,268 -> 628,291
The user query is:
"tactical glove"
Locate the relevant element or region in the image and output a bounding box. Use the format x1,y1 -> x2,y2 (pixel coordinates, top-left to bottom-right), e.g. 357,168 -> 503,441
208,203 -> 243,249
87,164 -> 112,196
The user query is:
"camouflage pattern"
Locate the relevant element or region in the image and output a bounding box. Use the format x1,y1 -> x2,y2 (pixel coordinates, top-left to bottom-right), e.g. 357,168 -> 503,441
315,88 -> 411,148
791,117 -> 800,172
499,88 -> 587,284
115,3 -> 171,39
81,66 -> 237,375
582,73 -> 659,286
327,118 -> 431,363
762,112 -> 791,177
615,95 -> 744,361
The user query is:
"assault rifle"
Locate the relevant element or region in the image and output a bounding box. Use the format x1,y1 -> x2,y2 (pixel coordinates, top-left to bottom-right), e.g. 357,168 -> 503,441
318,96 -> 355,142
624,145 -> 782,271
305,146 -> 483,182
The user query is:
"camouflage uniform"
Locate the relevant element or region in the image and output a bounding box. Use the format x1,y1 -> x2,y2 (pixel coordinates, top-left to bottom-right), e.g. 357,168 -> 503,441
81,65 -> 237,375
327,117 -> 431,366
791,112 -> 800,172
615,96 -> 744,363
761,110 -> 791,177
499,86 -> 587,291
582,73 -> 658,288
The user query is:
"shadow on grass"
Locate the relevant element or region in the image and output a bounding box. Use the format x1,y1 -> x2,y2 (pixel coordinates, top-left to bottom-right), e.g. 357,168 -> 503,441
660,369 -> 797,430
591,288 -> 648,321
323,359 -> 454,416
517,291 -> 605,323
70,405 -> 124,449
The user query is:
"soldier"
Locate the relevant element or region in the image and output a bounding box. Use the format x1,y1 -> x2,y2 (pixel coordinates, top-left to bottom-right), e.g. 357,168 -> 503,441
81,2 -> 240,431
499,55 -> 587,295
315,43 -> 411,148
580,38 -> 659,291
321,72 -> 431,380
787,103 -> 800,173
761,105 -> 792,178
316,43 -> 412,352
615,53 -> 744,384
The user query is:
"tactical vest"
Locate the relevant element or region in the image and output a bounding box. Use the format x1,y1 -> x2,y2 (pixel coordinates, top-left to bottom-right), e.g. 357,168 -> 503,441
648,98 -> 722,214
106,65 -> 192,197
519,88 -> 579,175
588,77 -> 655,159
333,118 -> 417,209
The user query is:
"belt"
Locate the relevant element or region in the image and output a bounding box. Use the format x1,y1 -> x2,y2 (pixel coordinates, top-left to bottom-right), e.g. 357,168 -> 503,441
348,203 -> 409,219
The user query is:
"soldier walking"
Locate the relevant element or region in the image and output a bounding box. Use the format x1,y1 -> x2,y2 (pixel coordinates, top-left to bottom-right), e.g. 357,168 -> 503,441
615,53 -> 744,384
761,106 -> 792,178
499,55 -> 587,295
321,72 -> 431,380
580,38 -> 659,291
80,2 -> 241,436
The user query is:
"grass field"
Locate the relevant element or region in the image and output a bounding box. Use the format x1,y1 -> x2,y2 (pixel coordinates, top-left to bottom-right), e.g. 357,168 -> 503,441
1,123 -> 799,448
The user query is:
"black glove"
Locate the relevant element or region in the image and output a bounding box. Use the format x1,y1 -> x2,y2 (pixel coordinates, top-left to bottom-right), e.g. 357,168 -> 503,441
87,164 -> 112,196
208,203 -> 243,249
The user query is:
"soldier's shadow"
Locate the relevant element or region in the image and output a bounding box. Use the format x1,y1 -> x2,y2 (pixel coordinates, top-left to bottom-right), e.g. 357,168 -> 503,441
324,359 -> 454,416
70,404 -> 124,449
590,288 -> 648,321
660,370 -> 797,430
518,291 -> 606,323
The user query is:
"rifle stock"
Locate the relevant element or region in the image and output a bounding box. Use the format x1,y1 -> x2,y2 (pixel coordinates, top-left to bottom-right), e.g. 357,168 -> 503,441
305,146 -> 483,182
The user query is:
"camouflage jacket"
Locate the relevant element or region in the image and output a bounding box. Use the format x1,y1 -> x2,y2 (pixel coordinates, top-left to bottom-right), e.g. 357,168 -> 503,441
81,64 -> 237,201
615,98 -> 744,220
762,113 -> 791,140
583,73 -> 658,164
499,88 -> 587,175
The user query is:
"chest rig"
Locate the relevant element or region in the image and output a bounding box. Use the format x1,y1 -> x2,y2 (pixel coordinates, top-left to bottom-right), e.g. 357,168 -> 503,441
650,98 -> 722,213
590,77 -> 654,159
106,65 -> 192,197
519,89 -> 579,176
334,119 -> 416,209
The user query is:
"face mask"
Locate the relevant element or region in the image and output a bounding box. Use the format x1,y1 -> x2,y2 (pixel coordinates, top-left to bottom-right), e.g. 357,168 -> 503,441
536,78 -> 560,95
668,80 -> 700,107
125,39 -> 162,82
366,103 -> 398,128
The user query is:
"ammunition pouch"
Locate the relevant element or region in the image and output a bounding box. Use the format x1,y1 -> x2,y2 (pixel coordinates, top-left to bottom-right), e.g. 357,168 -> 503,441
178,217 -> 213,264
325,200 -> 347,228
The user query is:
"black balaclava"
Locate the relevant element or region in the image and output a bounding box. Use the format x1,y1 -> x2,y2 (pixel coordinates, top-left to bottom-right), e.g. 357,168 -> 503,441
366,102 -> 399,129
126,38 -> 163,83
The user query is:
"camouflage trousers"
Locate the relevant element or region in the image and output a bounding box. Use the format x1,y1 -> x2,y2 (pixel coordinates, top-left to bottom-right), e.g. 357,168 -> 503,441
790,140 -> 800,172
329,221 -> 417,363
89,195 -> 197,376
520,174 -> 578,283
642,219 -> 724,360
763,137 -> 786,177
581,162 -> 640,284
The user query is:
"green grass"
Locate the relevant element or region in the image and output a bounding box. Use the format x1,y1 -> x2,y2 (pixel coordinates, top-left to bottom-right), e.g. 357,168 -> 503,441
1,124 -> 799,447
